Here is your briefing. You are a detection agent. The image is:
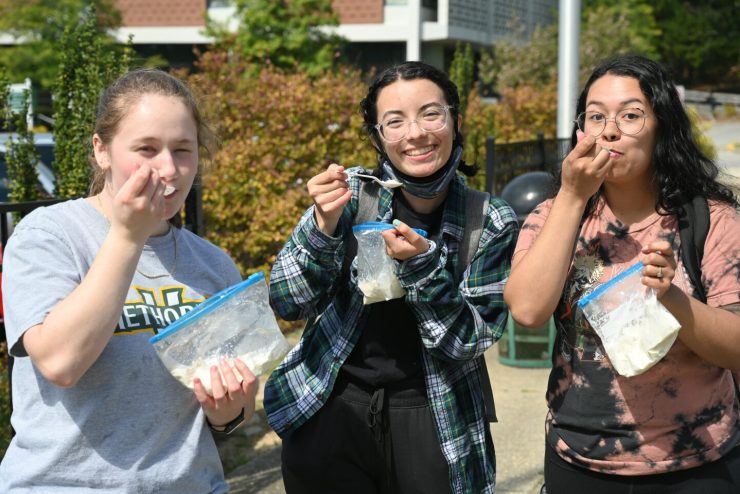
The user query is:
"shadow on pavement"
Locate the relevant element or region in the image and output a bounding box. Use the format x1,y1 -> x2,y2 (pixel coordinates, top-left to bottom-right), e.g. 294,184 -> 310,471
227,445 -> 285,494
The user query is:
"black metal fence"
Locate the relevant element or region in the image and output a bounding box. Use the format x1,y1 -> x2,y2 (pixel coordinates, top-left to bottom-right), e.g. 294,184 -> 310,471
485,133 -> 571,195
0,186 -> 203,250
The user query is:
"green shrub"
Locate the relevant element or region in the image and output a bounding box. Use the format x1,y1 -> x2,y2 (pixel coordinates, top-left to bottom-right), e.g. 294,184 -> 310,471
53,6 -> 131,198
4,91 -> 42,207
189,55 -> 376,276
461,85 -> 496,191
449,42 -> 475,117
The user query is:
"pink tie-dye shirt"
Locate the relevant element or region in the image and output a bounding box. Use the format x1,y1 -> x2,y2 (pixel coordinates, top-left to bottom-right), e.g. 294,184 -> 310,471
515,197 -> 740,475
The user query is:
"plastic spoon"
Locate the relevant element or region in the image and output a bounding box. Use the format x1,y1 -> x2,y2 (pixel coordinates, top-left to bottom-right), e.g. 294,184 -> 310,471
346,172 -> 404,189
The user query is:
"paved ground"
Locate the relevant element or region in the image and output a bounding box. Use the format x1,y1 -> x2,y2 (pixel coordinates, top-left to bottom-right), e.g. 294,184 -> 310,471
221,117 -> 739,494
704,118 -> 740,193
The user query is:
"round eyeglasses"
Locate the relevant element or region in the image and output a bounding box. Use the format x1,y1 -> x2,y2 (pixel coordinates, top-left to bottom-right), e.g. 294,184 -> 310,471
575,108 -> 649,137
375,105 -> 452,143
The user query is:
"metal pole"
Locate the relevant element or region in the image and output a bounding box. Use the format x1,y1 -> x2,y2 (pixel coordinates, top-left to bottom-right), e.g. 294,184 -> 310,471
557,0 -> 581,139
406,0 -> 421,61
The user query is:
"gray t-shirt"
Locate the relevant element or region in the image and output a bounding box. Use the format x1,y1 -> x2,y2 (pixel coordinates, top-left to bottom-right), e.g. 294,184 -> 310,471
0,198 -> 242,493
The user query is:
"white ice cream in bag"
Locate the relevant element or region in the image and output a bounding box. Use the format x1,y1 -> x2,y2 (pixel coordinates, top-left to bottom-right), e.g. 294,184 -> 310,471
577,262 -> 681,377
150,272 -> 290,392
352,222 -> 427,305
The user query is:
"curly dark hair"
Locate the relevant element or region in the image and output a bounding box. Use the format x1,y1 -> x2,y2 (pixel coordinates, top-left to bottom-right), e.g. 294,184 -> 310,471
559,55 -> 737,217
359,61 -> 477,176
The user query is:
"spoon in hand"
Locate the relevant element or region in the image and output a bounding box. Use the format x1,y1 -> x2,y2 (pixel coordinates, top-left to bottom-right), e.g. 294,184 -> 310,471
346,172 -> 404,189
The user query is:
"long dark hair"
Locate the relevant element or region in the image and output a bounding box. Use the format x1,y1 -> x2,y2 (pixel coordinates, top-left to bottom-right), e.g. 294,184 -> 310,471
359,61 -> 477,177
559,55 -> 737,217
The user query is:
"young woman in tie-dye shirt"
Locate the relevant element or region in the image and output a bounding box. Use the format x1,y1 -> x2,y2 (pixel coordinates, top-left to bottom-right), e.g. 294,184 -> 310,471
505,56 -> 740,494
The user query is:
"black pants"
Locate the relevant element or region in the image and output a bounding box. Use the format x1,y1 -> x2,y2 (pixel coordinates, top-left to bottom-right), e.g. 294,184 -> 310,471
544,443 -> 740,494
281,378 -> 452,494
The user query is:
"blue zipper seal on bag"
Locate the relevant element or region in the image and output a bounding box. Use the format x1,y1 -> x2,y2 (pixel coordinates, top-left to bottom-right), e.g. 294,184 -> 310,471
149,271 -> 265,344
351,221 -> 428,238
577,261 -> 644,308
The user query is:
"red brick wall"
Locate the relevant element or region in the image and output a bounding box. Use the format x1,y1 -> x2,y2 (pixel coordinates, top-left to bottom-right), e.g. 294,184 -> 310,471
115,0 -> 207,27
332,0 -> 383,24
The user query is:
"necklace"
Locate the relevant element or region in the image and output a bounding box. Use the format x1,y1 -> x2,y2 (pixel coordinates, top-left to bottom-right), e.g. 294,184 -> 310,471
95,195 -> 178,279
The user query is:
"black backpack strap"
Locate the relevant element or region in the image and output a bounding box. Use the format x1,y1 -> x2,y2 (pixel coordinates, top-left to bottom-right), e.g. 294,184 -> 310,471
676,198 -> 739,399
677,196 -> 710,303
458,188 -> 498,423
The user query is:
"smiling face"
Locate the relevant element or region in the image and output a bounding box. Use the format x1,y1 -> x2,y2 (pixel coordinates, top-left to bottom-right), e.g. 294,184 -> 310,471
585,75 -> 657,187
375,78 -> 458,178
93,93 -> 199,220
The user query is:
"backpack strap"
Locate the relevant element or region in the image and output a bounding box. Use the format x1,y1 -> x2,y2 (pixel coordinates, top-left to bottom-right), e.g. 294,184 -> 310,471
677,197 -> 739,401
678,196 -> 710,303
458,188 -> 498,423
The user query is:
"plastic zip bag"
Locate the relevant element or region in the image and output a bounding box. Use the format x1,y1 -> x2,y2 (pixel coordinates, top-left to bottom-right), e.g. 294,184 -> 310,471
150,272 -> 290,392
352,221 -> 427,305
577,261 -> 681,377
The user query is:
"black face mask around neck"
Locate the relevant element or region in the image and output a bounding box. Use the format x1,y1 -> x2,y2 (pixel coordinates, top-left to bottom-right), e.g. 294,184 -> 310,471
380,146 -> 463,199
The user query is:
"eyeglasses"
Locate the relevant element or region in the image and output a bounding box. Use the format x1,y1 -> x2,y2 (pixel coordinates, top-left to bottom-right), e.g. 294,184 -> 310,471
375,104 -> 452,143
575,108 -> 649,137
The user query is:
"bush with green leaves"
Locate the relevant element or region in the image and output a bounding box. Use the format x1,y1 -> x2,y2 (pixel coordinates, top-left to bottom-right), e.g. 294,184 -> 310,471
4,90 -> 42,206
188,55 -> 376,276
207,0 -> 345,77
449,42 -> 475,117
53,6 -> 131,198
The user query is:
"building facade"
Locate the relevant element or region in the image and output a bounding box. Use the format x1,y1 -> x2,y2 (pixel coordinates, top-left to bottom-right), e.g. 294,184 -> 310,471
109,0 -> 557,70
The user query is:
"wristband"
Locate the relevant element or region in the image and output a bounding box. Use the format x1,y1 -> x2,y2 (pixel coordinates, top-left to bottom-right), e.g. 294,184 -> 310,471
207,408 -> 245,435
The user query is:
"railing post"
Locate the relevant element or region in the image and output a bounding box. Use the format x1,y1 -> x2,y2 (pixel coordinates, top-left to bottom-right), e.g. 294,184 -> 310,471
184,182 -> 204,237
1,213 -> 8,249
536,132 -> 546,170
485,136 -> 495,194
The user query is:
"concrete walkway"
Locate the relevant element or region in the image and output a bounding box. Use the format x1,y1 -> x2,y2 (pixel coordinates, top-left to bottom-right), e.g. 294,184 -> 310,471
704,118 -> 740,193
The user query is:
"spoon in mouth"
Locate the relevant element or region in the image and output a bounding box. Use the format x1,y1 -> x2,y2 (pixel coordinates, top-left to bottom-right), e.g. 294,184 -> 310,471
346,172 -> 404,189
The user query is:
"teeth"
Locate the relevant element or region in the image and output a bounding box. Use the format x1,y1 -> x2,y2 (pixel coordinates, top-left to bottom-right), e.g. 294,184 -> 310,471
164,186 -> 176,195
406,146 -> 434,157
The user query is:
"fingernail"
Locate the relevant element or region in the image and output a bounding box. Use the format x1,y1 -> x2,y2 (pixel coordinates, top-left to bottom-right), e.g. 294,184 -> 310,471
392,219 -> 401,227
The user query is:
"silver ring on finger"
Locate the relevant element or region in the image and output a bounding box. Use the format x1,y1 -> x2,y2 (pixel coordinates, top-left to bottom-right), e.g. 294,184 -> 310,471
657,266 -> 663,279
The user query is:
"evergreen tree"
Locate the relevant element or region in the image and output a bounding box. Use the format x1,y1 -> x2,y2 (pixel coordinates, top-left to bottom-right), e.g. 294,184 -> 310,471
449,42 -> 475,116
0,0 -> 121,91
53,5 -> 132,198
4,90 -> 42,205
208,0 -> 346,76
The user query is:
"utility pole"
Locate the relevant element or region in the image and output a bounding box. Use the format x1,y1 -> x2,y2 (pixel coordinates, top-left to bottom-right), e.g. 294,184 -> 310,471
407,0 -> 421,61
557,0 -> 581,139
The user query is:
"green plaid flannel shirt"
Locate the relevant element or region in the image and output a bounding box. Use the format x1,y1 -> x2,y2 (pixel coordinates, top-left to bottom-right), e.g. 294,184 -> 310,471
264,171 -> 518,493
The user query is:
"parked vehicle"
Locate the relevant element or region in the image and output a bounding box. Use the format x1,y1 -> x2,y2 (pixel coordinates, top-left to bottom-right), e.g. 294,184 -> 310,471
0,132 -> 56,202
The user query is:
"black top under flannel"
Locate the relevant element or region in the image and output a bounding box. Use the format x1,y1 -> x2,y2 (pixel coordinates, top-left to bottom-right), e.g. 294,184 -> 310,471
341,192 -> 445,387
